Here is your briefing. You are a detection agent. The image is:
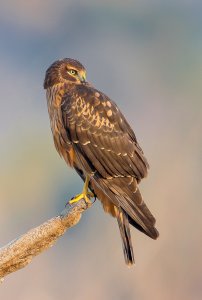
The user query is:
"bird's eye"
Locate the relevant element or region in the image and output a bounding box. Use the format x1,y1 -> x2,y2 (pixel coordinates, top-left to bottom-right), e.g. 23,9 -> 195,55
68,69 -> 77,75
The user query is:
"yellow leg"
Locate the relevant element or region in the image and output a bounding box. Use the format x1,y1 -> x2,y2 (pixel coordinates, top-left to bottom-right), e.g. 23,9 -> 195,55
69,175 -> 94,204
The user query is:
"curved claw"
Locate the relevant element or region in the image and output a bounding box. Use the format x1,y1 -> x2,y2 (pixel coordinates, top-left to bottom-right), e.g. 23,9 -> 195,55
69,175 -> 95,205
69,192 -> 92,205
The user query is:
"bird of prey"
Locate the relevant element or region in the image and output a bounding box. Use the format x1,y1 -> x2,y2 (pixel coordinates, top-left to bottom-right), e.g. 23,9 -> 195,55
44,58 -> 159,266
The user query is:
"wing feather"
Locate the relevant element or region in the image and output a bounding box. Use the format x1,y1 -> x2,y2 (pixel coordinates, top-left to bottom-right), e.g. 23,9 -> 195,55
61,86 -> 158,238
62,84 -> 149,181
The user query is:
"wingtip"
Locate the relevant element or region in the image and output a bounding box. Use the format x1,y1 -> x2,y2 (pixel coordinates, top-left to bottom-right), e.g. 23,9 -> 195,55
149,227 -> 159,240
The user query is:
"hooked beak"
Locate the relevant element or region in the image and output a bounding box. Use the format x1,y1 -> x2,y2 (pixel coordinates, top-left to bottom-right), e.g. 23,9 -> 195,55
78,71 -> 86,83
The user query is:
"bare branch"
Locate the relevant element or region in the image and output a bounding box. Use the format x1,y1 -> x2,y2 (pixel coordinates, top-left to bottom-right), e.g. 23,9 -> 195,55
0,199 -> 91,281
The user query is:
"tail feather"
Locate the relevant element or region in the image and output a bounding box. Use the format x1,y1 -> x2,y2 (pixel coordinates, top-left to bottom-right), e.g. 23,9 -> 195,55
115,207 -> 134,266
90,176 -> 159,265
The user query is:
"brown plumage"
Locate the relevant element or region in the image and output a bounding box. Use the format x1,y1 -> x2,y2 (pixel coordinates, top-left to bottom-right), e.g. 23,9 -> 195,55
44,58 -> 159,265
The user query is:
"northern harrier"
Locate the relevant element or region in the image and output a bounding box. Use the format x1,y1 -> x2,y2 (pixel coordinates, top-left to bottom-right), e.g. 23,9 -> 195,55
44,58 -> 159,265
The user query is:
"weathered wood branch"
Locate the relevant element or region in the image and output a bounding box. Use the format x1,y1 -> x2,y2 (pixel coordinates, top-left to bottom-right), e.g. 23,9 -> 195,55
0,199 -> 91,281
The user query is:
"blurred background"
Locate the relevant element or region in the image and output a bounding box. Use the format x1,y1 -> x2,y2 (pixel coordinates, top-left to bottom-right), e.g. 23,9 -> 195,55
0,0 -> 201,299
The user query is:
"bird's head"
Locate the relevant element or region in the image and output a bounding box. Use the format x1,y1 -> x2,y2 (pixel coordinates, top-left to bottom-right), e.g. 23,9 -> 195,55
44,58 -> 87,89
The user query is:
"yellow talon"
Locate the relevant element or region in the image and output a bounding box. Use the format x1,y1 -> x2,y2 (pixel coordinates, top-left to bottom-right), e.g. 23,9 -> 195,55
69,175 -> 93,204
69,194 -> 84,204
69,193 -> 92,204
